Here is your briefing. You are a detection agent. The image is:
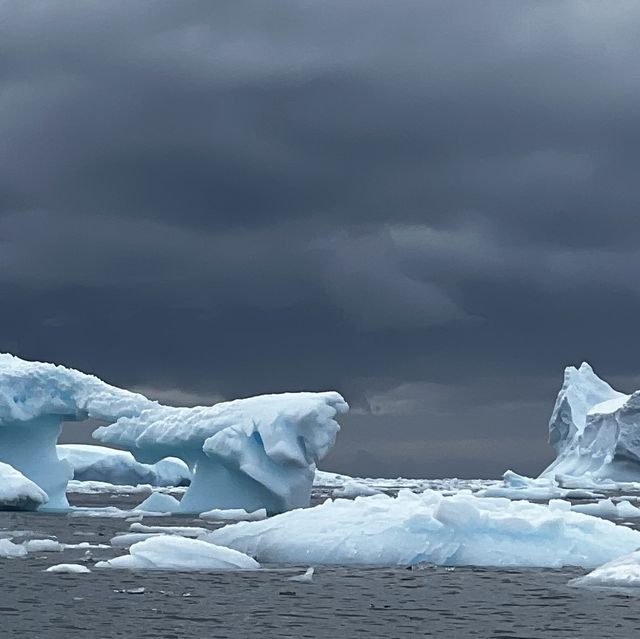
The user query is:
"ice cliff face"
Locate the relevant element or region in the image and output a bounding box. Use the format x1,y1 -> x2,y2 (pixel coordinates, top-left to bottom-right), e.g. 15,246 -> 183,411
0,354 -> 156,509
0,353 -> 347,513
541,362 -> 640,482
94,392 -> 348,514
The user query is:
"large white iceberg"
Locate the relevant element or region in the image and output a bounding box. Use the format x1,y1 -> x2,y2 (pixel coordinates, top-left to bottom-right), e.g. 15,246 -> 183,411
0,354 -> 155,509
203,489 -> 640,568
541,362 -> 640,483
96,535 -> 260,571
94,391 -> 348,514
57,444 -> 191,487
0,353 -> 347,513
0,461 -> 48,510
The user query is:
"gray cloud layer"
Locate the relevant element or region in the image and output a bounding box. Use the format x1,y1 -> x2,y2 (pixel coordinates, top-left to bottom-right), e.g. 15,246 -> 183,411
3,1 -> 640,477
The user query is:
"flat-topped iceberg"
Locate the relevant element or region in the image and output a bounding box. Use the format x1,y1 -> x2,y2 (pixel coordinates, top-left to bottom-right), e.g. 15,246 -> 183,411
95,391 -> 348,514
57,444 -> 191,487
0,354 -> 155,508
203,489 -> 640,568
541,362 -> 640,483
0,461 -> 48,511
0,353 -> 347,513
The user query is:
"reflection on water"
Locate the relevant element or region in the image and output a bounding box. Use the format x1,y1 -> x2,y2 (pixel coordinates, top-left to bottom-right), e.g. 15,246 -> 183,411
0,492 -> 639,638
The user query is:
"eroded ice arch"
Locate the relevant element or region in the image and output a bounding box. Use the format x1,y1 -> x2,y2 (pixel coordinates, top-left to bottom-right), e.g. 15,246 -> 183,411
94,392 -> 348,514
540,362 -> 640,483
0,354 -> 156,509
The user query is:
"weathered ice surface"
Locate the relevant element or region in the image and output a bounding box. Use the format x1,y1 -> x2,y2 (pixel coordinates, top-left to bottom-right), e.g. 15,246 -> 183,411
0,461 -> 48,511
0,354 -> 155,508
58,444 -> 191,487
204,489 -> 640,568
95,392 -> 348,514
1,353 -> 347,514
541,362 -> 640,484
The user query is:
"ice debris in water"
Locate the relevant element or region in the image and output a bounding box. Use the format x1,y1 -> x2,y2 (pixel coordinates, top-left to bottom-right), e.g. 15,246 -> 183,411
570,549 -> 640,589
0,461 -> 49,511
288,567 -> 314,583
199,508 -> 267,522
96,535 -> 260,571
45,564 -> 91,574
204,489 -> 640,568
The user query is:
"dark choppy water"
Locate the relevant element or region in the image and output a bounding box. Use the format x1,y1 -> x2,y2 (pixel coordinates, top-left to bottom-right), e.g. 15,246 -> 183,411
1,493 -> 640,638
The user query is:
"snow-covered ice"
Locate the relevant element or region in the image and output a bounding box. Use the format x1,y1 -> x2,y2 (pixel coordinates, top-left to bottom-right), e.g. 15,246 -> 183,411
204,489 -> 640,568
1,353 -> 346,514
332,480 -> 381,498
95,391 -> 348,514
0,353 -> 155,508
134,492 -> 181,513
542,362 -> 640,484
570,550 -> 640,589
0,538 -> 27,558
96,535 -> 260,571
23,539 -> 63,552
199,508 -> 267,522
45,563 -> 91,574
288,567 -> 314,583
0,461 -> 49,510
476,470 -> 603,501
58,444 -> 190,487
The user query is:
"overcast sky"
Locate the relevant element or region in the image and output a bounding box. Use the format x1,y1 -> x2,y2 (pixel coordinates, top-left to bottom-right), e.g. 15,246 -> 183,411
3,1 -> 640,477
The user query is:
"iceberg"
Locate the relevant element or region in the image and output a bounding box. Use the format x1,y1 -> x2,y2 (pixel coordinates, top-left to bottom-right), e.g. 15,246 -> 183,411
96,535 -> 260,571
203,489 -> 640,568
0,354 -> 155,508
57,444 -> 191,487
94,391 -> 348,514
0,461 -> 48,511
0,353 -> 346,514
541,362 -> 640,483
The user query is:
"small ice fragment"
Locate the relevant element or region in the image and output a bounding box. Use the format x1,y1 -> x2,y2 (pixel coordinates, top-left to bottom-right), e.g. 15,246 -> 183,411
288,567 -> 314,583
45,564 -> 91,574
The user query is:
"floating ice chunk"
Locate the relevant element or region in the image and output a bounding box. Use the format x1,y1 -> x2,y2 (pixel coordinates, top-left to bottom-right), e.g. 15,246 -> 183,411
66,480 -> 153,495
288,567 -> 314,583
24,539 -> 63,552
476,470 -> 602,501
69,506 -> 170,518
110,533 -> 161,547
58,445 -> 191,487
0,461 -> 49,511
571,498 -> 640,518
0,538 -> 27,558
94,392 -> 348,514
542,363 -> 640,484
199,508 -> 267,523
332,480 -> 381,498
134,492 -> 181,513
45,563 -> 91,574
129,523 -> 210,536
96,535 -> 260,571
204,490 -> 640,568
570,550 -> 640,588
111,524 -> 211,547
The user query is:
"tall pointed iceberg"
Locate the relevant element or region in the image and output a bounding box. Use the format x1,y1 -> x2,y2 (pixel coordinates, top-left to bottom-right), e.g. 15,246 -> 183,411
541,362 -> 640,482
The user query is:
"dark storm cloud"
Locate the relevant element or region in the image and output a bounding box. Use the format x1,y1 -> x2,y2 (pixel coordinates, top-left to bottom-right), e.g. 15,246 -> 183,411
2,1 -> 640,476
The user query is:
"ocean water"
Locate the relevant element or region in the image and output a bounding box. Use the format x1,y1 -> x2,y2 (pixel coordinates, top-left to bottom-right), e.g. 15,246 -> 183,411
1,492 -> 640,639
